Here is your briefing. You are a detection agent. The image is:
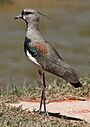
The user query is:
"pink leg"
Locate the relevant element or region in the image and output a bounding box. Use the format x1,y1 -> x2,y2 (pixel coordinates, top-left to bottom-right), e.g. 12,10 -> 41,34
42,72 -> 46,112
38,70 -> 46,113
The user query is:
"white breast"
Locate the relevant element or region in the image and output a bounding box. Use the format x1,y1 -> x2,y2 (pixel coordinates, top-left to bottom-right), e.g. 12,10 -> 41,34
26,50 -> 41,66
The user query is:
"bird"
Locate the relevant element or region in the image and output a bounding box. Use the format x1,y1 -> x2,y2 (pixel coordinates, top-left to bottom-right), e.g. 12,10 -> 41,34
15,8 -> 82,114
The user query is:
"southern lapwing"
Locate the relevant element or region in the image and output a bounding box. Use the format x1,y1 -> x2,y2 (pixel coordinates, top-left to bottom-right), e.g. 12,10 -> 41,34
15,8 -> 82,113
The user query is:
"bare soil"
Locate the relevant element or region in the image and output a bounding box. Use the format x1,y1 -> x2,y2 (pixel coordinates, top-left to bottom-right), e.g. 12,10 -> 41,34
7,98 -> 90,123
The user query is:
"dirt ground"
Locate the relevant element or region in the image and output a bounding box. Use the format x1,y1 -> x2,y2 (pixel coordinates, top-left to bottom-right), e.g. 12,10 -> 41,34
7,98 -> 90,123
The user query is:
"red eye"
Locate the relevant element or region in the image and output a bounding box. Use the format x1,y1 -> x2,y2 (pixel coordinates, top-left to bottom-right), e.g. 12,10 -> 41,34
24,12 -> 34,15
21,11 -> 34,15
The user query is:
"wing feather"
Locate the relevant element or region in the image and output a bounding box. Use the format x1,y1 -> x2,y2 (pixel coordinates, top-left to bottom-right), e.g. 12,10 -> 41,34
26,40 -> 80,84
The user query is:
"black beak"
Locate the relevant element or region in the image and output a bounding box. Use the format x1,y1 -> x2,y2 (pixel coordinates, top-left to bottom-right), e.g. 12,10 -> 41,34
14,14 -> 22,19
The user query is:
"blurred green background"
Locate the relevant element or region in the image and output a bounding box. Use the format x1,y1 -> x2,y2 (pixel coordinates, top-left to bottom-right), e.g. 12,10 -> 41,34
0,0 -> 90,87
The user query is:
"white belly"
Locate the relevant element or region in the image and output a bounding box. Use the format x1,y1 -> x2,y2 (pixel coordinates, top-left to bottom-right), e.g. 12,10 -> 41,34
26,50 -> 41,66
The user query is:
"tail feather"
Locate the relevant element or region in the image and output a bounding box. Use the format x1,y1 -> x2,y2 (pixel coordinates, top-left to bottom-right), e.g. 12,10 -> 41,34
70,82 -> 82,88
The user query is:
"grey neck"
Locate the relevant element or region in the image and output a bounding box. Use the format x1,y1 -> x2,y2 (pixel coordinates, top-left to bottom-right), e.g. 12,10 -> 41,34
26,22 -> 44,42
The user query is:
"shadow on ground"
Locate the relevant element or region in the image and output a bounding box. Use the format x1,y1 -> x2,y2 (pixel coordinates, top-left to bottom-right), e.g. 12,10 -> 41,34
48,112 -> 83,121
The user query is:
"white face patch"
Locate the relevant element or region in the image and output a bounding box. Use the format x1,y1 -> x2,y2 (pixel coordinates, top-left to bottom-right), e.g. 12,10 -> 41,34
26,50 -> 41,66
23,15 -> 26,20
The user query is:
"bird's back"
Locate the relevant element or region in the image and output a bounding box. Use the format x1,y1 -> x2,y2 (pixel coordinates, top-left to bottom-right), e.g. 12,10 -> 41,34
32,41 -> 82,88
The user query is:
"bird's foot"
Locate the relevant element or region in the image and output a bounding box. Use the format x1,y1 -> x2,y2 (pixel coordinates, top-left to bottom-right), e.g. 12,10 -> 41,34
33,109 -> 48,116
39,111 -> 48,116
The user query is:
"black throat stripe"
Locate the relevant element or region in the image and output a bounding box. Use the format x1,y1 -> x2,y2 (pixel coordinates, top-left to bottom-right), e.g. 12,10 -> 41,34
24,37 -> 31,56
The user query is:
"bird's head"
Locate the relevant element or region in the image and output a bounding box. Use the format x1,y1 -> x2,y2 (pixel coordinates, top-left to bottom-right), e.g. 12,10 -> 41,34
15,9 -> 40,25
15,8 -> 51,25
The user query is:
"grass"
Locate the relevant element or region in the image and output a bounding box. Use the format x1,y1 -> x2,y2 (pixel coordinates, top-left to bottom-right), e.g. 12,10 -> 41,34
0,0 -> 13,4
0,77 -> 90,127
